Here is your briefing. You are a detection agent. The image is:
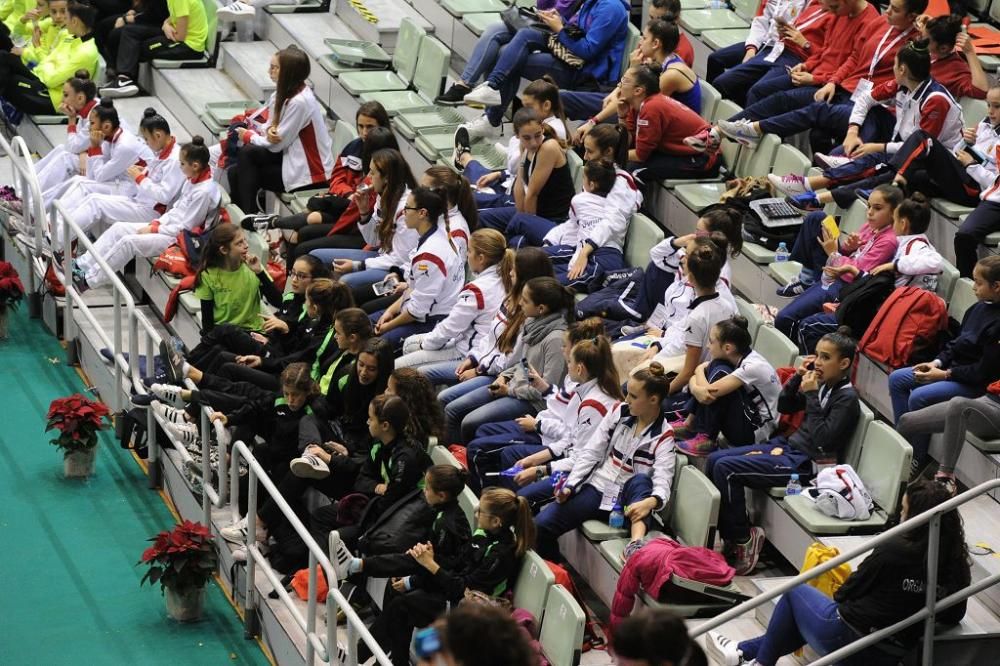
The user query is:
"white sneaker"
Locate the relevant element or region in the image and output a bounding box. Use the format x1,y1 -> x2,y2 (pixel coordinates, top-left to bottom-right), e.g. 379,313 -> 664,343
463,82 -> 502,107
150,384 -> 186,408
232,546 -> 247,562
716,118 -> 761,145
460,115 -> 501,142
814,152 -> 852,170
220,517 -> 249,544
290,453 -> 330,479
165,419 -> 200,446
217,1 -> 256,20
767,173 -> 810,197
705,631 -> 743,666
328,530 -> 354,581
151,400 -> 189,426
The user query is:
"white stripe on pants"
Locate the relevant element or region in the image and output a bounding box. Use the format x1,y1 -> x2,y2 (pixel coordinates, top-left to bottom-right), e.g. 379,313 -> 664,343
397,333 -> 464,368
79,222 -> 174,287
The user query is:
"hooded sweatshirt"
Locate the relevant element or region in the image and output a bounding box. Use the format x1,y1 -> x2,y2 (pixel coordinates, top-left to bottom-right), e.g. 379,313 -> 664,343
500,312 -> 569,409
555,0 -> 630,85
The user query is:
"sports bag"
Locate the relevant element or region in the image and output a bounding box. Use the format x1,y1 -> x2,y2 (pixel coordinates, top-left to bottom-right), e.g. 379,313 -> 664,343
804,464 -> 874,521
858,286 -> 949,367
834,271 -> 895,338
575,267 -> 645,322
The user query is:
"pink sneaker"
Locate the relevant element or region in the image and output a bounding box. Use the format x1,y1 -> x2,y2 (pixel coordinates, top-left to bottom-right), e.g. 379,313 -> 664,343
675,432 -> 717,457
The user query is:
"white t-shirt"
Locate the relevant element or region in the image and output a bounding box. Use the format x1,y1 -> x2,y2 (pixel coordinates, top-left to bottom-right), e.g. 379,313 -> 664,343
730,350 -> 781,443
658,293 -> 736,360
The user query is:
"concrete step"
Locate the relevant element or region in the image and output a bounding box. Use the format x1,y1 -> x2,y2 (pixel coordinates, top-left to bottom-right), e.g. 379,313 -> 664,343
150,67 -> 258,140
221,42 -> 278,102
334,0 -> 434,50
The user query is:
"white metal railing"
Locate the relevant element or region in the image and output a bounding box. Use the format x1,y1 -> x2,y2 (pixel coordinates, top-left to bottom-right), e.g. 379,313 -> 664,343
1,132 -> 48,313
691,479 -> 1000,665
230,440 -> 392,666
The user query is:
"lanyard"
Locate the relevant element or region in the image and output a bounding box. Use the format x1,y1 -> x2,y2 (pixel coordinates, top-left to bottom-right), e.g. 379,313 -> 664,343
869,26 -> 912,78
795,2 -> 827,31
310,327 -> 336,380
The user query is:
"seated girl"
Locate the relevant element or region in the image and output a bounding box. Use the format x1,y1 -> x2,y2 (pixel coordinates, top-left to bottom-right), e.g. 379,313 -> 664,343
397,229 -> 509,370
707,480 -> 970,666
419,165 -> 479,263
674,316 -> 780,458
444,276 -> 572,444
32,70 -> 97,194
385,368 -> 446,445
535,362 -> 675,562
71,136 -> 219,292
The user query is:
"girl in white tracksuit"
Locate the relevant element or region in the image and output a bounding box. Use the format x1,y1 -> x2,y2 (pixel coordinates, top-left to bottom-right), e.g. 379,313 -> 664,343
372,186 -> 464,351
74,137 -> 220,290
422,165 -> 480,264
34,72 -> 99,194
61,109 -> 185,245
227,47 -> 335,213
397,228 -> 510,368
45,99 -> 152,212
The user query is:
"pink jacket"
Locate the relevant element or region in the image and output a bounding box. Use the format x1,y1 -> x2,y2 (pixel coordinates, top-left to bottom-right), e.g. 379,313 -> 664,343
828,223 -> 898,283
610,537 -> 735,627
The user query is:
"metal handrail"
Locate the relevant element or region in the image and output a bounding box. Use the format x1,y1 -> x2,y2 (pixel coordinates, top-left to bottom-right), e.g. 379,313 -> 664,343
0,132 -> 49,314
230,439 -> 392,666
690,478 -> 1000,666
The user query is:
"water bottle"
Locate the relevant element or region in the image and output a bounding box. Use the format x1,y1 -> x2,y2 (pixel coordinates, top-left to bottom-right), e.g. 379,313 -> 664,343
775,242 -> 790,262
609,502 -> 625,529
499,464 -> 523,478
786,473 -> 802,496
551,471 -> 568,492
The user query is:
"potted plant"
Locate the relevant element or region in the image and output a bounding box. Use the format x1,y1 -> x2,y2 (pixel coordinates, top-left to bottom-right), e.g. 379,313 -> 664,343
0,260 -> 24,339
139,520 -> 219,622
45,393 -> 111,478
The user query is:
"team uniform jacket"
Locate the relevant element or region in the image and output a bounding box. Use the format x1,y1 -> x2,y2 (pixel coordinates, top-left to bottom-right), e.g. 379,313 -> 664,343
849,78 -> 963,155
932,52 -> 987,100
802,4 -> 882,86
565,402 -> 676,508
544,379 -> 620,475
446,206 -> 472,262
149,170 -> 221,236
964,120 -> 1000,200
244,86 -> 334,191
782,0 -> 830,62
779,374 -> 860,460
418,263 -> 505,354
467,307 -> 510,377
132,137 -> 185,212
829,21 -> 917,93
327,137 -> 364,197
534,377 -> 579,445
890,234 -> 942,291
544,191 -> 618,250
624,94 -> 709,161
359,190 -> 416,272
65,98 -> 99,154
400,223 -> 464,323
85,127 -> 154,187
744,0 -> 808,54
20,18 -> 63,66
646,237 -> 736,330
31,33 -> 98,108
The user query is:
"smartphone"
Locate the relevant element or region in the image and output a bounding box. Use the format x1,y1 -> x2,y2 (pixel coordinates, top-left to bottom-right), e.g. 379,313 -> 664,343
520,357 -> 530,375
821,215 -> 840,240
964,145 -> 986,164
372,275 -> 398,296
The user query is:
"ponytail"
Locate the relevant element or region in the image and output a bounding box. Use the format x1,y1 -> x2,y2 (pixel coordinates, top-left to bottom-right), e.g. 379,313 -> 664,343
480,488 -> 536,558
587,123 -> 629,168
469,229 -> 508,269
424,165 -> 480,233
411,186 -> 455,253
523,276 -> 575,323
572,335 -> 624,400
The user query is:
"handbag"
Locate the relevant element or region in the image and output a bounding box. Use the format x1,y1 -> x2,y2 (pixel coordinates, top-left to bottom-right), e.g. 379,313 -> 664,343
461,588 -> 513,612
500,6 -> 547,33
547,33 -> 585,69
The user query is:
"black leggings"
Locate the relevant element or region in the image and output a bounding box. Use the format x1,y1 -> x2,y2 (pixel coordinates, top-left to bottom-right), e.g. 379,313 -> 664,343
115,25 -> 202,78
272,195 -> 351,230
188,323 -> 268,373
361,589 -> 449,666
228,144 -> 285,213
0,52 -> 56,115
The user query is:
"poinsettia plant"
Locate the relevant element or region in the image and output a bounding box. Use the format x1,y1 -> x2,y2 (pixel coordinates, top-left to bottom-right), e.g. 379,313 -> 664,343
0,261 -> 24,310
45,393 -> 111,452
139,520 -> 218,593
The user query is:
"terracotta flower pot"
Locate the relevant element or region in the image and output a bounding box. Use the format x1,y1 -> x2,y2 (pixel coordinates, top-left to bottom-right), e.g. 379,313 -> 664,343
63,447 -> 97,478
165,585 -> 206,622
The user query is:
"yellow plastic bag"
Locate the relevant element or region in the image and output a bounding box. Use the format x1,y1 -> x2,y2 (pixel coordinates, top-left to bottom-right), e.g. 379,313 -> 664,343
801,542 -> 852,597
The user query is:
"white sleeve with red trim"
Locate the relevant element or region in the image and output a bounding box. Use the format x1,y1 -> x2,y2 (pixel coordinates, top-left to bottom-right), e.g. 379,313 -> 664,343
549,393 -> 614,467
403,238 -> 460,322
536,382 -> 577,447
420,283 -> 483,350
895,236 -> 943,277
649,430 -> 677,506
565,404 -> 621,491
66,120 -> 91,154
968,163 -> 999,191
848,81 -> 896,129
746,0 -> 781,51
365,199 -> 415,271
596,171 -> 640,250
909,95 -> 955,147
249,94 -> 309,153
152,180 -> 221,237
87,137 -> 143,183
135,155 -> 185,207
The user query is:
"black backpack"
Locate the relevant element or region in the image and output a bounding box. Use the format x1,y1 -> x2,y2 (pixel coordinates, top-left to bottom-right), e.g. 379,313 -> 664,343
835,272 -> 897,338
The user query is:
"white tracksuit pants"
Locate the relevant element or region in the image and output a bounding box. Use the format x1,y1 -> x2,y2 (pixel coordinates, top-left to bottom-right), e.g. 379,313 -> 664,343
35,146 -> 82,195
78,222 -> 174,287
61,194 -> 158,246
396,333 -> 465,368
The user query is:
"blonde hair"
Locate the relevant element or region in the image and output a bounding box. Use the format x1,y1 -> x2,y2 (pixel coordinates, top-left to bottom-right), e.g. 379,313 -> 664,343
480,487 -> 536,557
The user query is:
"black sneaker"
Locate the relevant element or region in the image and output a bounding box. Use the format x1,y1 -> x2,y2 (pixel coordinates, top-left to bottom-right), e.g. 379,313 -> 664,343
99,75 -> 140,99
453,127 -> 471,170
435,82 -> 471,106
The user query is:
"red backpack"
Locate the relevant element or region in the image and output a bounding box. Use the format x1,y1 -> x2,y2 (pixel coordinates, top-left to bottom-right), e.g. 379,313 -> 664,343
858,287 -> 948,368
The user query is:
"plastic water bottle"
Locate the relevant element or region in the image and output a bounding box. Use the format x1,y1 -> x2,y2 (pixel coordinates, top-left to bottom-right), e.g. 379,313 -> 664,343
709,0 -> 726,8
609,502 -> 625,529
551,471 -> 568,492
775,242 -> 790,262
786,473 -> 802,496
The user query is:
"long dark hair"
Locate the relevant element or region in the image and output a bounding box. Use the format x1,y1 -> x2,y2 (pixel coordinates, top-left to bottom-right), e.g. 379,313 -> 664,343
273,46 -> 310,124
371,148 -> 416,251
361,126 -> 399,173
389,367 -> 444,443
424,165 -> 479,233
342,337 -> 394,419
195,223 -> 241,286
903,479 -> 971,589
497,247 -> 554,353
586,123 -> 629,168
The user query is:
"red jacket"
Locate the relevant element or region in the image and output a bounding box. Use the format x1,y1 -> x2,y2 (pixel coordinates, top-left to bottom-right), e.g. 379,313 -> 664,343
610,537 -> 735,627
625,94 -> 708,162
804,3 -> 882,85
831,20 -> 918,93
785,0 -> 832,62
677,32 -> 695,68
932,52 -> 987,100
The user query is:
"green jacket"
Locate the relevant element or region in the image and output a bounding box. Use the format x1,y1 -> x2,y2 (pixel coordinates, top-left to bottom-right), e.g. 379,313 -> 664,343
20,18 -> 62,66
32,33 -> 97,109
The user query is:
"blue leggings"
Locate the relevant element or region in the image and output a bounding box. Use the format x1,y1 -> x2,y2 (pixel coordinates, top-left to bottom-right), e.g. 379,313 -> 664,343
774,279 -> 844,343
308,248 -> 387,287
465,420 -> 543,493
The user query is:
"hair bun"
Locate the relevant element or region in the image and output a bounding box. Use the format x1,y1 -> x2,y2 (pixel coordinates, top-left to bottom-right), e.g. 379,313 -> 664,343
731,314 -> 749,330
142,107 -> 157,118
836,325 -> 854,337
647,361 -> 665,377
189,135 -> 205,147
74,69 -> 90,80
909,191 -> 928,205
99,98 -> 114,108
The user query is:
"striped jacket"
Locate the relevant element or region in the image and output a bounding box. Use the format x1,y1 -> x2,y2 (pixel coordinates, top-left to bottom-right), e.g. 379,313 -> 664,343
419,263 -> 504,354
245,87 -> 334,190
545,379 -> 621,475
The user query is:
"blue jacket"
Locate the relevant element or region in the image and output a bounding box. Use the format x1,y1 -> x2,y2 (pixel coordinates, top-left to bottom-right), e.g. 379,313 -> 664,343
558,0 -> 630,85
936,300 -> 1000,387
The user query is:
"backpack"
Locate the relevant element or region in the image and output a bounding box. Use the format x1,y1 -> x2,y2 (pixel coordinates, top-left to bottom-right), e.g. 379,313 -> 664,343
858,287 -> 949,368
834,272 -> 896,338
575,267 -> 645,322
800,543 -> 852,597
803,464 -> 874,521
714,178 -> 799,251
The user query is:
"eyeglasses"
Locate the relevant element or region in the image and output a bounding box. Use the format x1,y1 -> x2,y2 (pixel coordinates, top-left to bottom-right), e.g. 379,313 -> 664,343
403,206 -> 422,212
290,271 -> 312,280
474,507 -> 497,519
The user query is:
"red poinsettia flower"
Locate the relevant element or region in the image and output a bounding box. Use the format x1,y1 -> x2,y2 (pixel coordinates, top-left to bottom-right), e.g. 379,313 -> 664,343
137,520 -> 217,593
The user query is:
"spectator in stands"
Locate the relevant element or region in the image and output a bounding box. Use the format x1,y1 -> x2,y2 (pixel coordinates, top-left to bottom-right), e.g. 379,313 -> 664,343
612,608 -> 708,666
774,184 -> 900,339
311,148 -> 415,290
424,246 -> 551,390
312,308 -> 378,416
56,108 -> 185,246
953,91 -> 1000,277
72,136 -> 219,291
795,194 -> 942,353
100,0 -> 207,97
889,256 -> 1000,471
225,47 -> 335,214
535,361 -> 675,562
477,108 -> 576,237
411,604 -> 538,666
710,0 -> 833,107
768,42 -> 963,210
707,328 -> 861,575
397,229 -> 510,371
358,487 -> 535,666
456,0 -> 630,142
444,276 -> 572,444
620,64 -> 718,184
454,76 -> 568,210
272,102 -> 393,261
94,0 -> 169,73
565,17 -> 701,125
615,236 -> 735,396
579,122 -> 644,250
32,71 -> 97,194
464,318 -> 610,494
418,166 -> 480,263
0,0 -> 97,117
921,13 -> 988,101
708,479 -> 970,666
674,315 -> 781,458
386,368 -> 446,445
9,0 -> 63,64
